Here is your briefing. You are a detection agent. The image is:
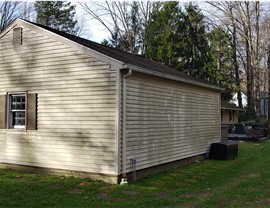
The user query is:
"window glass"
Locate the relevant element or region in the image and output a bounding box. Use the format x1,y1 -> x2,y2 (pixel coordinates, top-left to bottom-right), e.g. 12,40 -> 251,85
9,94 -> 26,128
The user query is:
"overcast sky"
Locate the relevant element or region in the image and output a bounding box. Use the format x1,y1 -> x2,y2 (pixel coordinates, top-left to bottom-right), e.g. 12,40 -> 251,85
75,3 -> 110,43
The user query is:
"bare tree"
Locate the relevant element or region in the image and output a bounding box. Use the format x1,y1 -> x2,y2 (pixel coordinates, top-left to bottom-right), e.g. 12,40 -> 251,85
206,1 -> 267,120
19,2 -> 34,21
0,1 -> 20,32
205,2 -> 243,107
79,1 -> 156,54
0,1 -> 34,32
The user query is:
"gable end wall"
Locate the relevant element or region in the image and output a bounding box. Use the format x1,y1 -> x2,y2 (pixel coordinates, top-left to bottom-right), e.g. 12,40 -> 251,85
0,24 -> 118,176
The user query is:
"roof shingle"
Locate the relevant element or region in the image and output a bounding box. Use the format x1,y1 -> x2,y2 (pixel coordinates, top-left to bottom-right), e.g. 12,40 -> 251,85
23,19 -> 220,89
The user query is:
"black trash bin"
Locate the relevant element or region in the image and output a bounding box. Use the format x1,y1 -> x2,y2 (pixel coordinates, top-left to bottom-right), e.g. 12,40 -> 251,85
235,124 -> 245,134
210,140 -> 238,160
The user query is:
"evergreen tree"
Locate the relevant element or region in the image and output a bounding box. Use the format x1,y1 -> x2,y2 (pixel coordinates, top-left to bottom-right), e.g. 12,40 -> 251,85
145,2 -> 183,67
35,1 -> 77,34
145,2 -> 230,86
208,27 -> 234,100
178,3 -> 211,79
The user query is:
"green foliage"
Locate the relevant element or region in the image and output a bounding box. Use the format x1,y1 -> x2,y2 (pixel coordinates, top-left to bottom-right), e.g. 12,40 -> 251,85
1,142 -> 270,207
145,2 -> 235,94
145,3 -> 212,79
208,27 -> 235,100
177,3 -> 211,79
35,1 -> 77,34
145,1 -> 183,67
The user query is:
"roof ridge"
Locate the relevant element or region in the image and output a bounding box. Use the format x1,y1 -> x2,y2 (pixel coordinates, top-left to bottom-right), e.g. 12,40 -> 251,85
17,18 -> 221,90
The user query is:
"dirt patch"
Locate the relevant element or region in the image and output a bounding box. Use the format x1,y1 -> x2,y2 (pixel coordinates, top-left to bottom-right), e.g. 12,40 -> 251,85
66,188 -> 84,194
153,192 -> 169,199
183,201 -> 195,207
183,192 -> 193,198
48,184 -> 61,188
79,182 -> 92,187
122,190 -> 138,196
98,186 -> 113,192
246,173 -> 260,178
95,192 -> 109,199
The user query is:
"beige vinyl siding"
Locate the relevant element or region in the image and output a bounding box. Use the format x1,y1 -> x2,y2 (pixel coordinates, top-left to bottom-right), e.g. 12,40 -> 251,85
125,73 -> 220,172
0,25 -> 117,174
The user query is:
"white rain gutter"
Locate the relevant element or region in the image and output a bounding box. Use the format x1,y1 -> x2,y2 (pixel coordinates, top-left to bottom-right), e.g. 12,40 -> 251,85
120,69 -> 132,185
125,64 -> 224,92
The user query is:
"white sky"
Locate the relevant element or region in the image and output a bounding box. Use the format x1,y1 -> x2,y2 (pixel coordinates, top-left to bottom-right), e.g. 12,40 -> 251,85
75,4 -> 110,43
75,1 -> 209,43
0,1 -> 218,43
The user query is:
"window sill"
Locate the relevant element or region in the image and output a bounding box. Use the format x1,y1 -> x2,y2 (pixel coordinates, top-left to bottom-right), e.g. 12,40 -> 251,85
7,128 -> 26,132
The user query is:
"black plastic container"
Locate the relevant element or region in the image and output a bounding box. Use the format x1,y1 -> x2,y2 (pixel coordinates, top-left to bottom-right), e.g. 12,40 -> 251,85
210,140 -> 238,160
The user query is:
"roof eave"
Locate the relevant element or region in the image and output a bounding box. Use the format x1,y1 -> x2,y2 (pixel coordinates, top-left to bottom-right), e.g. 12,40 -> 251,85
13,19 -> 125,69
125,64 -> 224,92
221,107 -> 246,111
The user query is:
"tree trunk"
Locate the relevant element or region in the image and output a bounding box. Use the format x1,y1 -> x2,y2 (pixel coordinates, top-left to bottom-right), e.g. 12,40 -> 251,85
267,42 -> 270,136
232,20 -> 242,108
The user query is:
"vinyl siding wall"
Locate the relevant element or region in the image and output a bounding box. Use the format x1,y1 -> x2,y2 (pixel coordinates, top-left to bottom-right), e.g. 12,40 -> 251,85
125,73 -> 220,172
0,25 -> 117,175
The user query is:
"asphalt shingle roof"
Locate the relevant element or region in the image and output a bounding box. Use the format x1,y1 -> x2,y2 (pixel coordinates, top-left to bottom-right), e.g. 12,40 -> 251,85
23,19 -> 220,89
221,101 -> 246,111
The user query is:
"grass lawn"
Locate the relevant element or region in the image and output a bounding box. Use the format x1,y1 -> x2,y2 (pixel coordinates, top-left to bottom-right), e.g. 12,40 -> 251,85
1,141 -> 270,208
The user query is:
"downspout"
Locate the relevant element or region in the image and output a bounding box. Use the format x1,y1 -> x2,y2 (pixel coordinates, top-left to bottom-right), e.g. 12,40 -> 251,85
120,69 -> 132,185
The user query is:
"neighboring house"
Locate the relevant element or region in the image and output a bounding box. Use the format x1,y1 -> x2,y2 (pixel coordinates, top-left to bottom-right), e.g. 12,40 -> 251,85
231,91 -> 268,118
221,101 -> 245,125
0,19 -> 222,184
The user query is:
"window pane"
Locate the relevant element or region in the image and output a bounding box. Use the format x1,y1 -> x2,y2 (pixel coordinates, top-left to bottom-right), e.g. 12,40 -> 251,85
12,112 -> 25,126
11,95 -> 25,110
10,94 -> 26,127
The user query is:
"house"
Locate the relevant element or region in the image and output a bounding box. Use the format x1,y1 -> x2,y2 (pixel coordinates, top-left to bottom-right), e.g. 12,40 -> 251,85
221,101 -> 245,126
231,91 -> 268,118
0,19 -> 223,184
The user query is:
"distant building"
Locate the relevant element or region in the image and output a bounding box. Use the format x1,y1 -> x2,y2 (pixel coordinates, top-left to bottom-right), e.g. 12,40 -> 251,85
221,101 -> 245,125
230,91 -> 268,118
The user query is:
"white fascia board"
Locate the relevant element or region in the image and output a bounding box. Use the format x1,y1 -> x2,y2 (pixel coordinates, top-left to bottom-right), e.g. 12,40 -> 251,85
125,64 -> 224,92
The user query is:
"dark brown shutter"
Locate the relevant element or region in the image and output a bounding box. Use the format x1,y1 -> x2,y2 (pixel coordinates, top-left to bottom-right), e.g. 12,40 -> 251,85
0,95 -> 7,129
27,93 -> 37,130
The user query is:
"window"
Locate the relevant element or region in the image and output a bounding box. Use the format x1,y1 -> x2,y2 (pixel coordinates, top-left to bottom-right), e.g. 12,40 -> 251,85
13,27 -> 22,46
9,93 -> 26,129
0,92 -> 37,130
221,110 -> 224,122
229,110 -> 234,122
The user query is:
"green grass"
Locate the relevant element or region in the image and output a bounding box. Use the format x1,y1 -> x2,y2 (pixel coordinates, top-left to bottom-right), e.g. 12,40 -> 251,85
1,141 -> 270,207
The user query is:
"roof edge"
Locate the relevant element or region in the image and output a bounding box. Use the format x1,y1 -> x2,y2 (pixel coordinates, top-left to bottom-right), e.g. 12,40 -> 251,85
125,64 -> 224,92
4,19 -> 125,68
221,106 -> 246,111
0,18 -> 20,39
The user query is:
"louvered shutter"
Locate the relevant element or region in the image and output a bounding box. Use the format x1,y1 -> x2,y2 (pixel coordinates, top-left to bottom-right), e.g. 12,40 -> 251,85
0,95 -> 7,129
27,93 -> 37,130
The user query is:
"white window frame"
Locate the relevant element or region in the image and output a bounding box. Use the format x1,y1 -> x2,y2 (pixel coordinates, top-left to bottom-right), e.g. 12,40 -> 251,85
7,92 -> 27,129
